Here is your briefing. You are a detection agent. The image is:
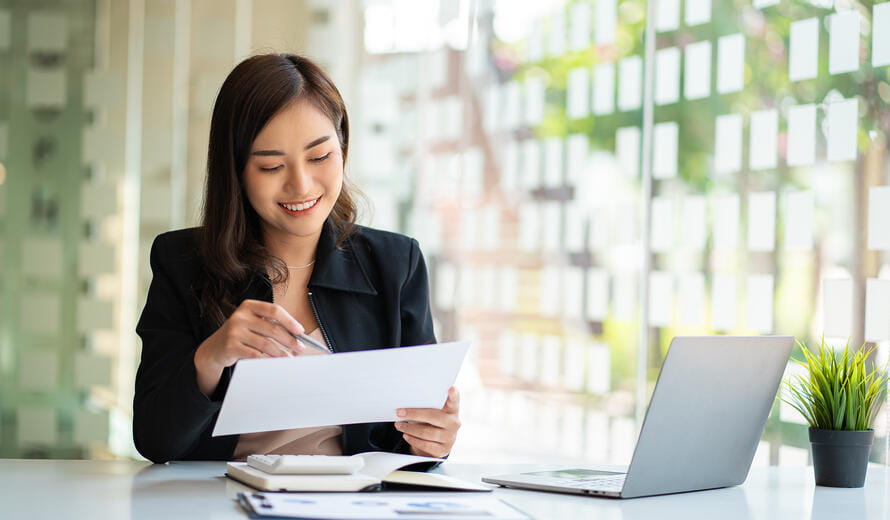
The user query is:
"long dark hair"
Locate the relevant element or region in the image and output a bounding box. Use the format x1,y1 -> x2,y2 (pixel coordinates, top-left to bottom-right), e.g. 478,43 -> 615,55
197,54 -> 358,327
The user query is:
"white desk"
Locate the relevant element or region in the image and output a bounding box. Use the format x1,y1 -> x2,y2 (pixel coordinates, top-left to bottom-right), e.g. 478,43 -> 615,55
1,459 -> 887,519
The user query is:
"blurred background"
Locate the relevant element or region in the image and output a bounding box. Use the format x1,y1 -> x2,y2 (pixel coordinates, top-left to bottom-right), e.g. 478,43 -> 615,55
1,0 -> 889,468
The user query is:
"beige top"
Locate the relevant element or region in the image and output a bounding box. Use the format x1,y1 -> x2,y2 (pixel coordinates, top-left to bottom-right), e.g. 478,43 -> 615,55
232,328 -> 343,461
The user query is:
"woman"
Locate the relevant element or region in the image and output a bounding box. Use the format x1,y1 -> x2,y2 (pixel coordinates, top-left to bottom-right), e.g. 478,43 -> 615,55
133,54 -> 460,464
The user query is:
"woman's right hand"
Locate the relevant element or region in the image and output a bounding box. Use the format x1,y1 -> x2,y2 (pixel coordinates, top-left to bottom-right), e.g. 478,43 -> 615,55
194,299 -> 305,397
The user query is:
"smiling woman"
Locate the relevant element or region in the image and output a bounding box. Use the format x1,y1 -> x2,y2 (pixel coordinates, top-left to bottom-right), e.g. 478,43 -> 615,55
132,54 -> 460,465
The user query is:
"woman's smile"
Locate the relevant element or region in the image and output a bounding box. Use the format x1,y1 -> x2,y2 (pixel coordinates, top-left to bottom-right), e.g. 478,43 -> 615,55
278,196 -> 322,216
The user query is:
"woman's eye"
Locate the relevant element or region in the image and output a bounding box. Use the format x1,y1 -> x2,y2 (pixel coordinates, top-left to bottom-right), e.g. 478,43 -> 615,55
309,152 -> 331,163
259,165 -> 283,172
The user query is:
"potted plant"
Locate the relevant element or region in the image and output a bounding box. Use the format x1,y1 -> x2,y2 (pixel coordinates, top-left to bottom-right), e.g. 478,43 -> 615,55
782,338 -> 889,487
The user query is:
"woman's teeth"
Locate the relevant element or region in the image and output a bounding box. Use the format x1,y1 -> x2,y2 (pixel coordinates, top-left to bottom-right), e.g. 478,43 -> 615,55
279,198 -> 318,211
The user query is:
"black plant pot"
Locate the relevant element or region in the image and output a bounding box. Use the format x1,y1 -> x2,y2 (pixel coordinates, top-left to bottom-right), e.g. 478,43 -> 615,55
809,428 -> 874,488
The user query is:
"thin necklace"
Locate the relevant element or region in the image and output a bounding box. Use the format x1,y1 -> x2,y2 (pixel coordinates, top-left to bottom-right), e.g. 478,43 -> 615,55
286,260 -> 315,269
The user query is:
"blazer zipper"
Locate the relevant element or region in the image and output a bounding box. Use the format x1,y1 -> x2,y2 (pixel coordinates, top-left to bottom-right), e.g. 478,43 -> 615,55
308,291 -> 335,353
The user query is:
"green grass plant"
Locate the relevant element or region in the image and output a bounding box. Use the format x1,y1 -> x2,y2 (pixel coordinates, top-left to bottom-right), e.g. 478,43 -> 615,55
782,338 -> 889,431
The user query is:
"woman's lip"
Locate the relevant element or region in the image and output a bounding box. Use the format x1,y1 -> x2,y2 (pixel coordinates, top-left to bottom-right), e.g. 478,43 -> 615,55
279,196 -> 321,205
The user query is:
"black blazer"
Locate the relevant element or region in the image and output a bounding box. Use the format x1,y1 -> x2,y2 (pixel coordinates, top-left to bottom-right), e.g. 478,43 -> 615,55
133,221 -> 436,464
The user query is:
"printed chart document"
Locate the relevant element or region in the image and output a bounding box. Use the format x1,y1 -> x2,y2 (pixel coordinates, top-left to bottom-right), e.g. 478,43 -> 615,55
237,493 -> 529,520
213,341 -> 470,436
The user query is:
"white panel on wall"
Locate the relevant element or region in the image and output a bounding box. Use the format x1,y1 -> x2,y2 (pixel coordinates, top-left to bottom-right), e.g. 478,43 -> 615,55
875,3 -> 890,67
498,267 -> 517,313
21,293 -> 61,334
613,274 -> 636,320
27,69 -> 66,108
566,134 -> 588,187
77,299 -> 114,332
483,84 -> 499,133
74,354 -> 112,388
81,182 -> 118,220
617,56 -> 642,111
784,190 -> 814,251
589,207 -> 609,251
18,350 -> 58,392
787,104 -> 816,166
655,0 -> 680,32
83,70 -> 123,109
563,340 -> 586,392
519,204 -> 540,252
789,18 -> 819,81
539,265 -> 561,316
564,204 -> 585,252
458,266 -> 476,308
595,0 -> 617,45
564,267 -> 585,320
566,67 -> 589,120
749,109 -> 778,170
748,191 -> 776,252
678,273 -> 705,327
541,202 -> 562,253
649,271 -> 674,327
868,186 -> 890,250
712,275 -> 737,331
685,0 -> 711,26
828,10 -> 860,75
17,407 -> 57,445
713,194 -> 740,250
547,11 -> 566,57
655,47 -> 681,105
74,409 -> 110,446
570,2 -> 591,51
746,275 -> 774,333
459,210 -> 479,251
499,332 -> 518,377
681,196 -> 706,250
586,268 -> 609,321
501,141 -> 519,192
826,97 -> 858,162
503,81 -> 521,130
650,196 -> 674,252
616,126 -> 641,177
592,62 -> 615,115
653,122 -> 678,179
521,140 -> 540,189
684,40 -> 711,100
524,77 -> 546,126
540,335 -> 562,387
543,138 -> 564,188
27,12 -> 68,52
753,0 -> 779,7
714,113 -> 743,174
140,184 -> 172,224
519,334 -> 539,383
823,278 -> 853,339
479,206 -> 500,251
22,238 -> 62,279
865,278 -> 890,342
586,342 -> 610,395
716,34 -> 745,94
462,148 -> 484,197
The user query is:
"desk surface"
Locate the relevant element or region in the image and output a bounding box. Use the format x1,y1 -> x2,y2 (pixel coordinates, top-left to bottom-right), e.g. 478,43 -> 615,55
1,459 -> 887,519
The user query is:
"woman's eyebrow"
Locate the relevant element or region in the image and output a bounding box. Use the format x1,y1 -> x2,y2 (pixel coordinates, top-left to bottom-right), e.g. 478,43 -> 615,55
303,135 -> 331,150
250,135 -> 330,156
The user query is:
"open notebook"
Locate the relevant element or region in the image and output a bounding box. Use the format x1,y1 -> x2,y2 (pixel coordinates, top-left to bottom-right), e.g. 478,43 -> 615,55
226,452 -> 491,492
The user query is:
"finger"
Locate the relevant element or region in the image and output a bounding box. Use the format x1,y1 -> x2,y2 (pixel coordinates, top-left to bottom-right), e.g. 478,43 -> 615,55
443,387 -> 460,414
247,300 -> 304,337
395,421 -> 450,444
401,433 -> 447,458
397,408 -> 453,428
233,344 -> 270,362
243,331 -> 295,357
247,317 -> 302,351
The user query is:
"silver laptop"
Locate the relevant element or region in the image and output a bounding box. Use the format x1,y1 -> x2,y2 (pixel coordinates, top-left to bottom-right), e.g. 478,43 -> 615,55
483,335 -> 793,499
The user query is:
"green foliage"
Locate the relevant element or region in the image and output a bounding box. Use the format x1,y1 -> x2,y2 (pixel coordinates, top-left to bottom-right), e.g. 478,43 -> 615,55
782,338 -> 890,431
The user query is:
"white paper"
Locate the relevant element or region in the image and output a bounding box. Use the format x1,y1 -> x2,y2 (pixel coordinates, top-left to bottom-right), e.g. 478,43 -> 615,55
655,47 -> 681,105
213,341 -> 470,436
868,186 -> 890,250
784,190 -> 814,250
826,97 -> 858,162
678,273 -> 705,327
713,194 -> 740,250
829,11 -> 860,75
566,134 -> 588,187
746,275 -> 774,333
747,191 -> 776,252
685,0 -> 711,26
786,104 -> 816,166
595,0 -> 617,45
567,67 -> 589,119
616,126 -> 641,177
749,109 -> 778,170
524,77 -> 546,126
823,279 -> 853,339
521,139 -> 541,189
649,271 -> 674,327
681,196 -> 707,250
875,3 -> 890,67
653,122 -> 678,179
656,0 -> 680,32
544,137 -> 564,188
570,2 -> 592,51
714,113 -> 743,174
684,40 -> 711,100
865,278 -> 890,342
618,56 -> 642,111
712,275 -> 737,331
789,18 -> 819,81
240,493 -> 526,520
592,62 -> 616,115
717,34 -> 745,94
586,268 -> 609,321
651,196 -> 674,252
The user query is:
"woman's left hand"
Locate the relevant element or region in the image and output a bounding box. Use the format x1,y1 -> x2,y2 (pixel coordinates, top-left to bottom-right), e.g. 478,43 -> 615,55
395,386 -> 461,458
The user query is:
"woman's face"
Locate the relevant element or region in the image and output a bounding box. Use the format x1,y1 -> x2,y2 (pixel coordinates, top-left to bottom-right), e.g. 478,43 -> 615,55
243,98 -> 344,243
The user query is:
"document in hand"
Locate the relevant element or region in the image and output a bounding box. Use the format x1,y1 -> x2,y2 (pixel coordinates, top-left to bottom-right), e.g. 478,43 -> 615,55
237,493 -> 529,520
212,341 -> 470,436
